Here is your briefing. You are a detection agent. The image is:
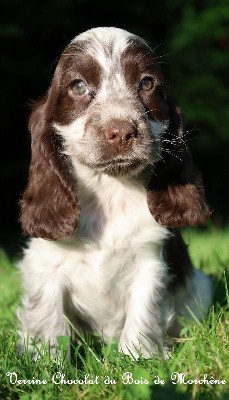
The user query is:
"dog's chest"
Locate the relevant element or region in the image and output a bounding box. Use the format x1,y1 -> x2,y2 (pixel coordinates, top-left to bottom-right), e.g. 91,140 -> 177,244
67,243 -> 137,338
77,174 -> 164,247
64,177 -> 167,338
67,237 -> 163,340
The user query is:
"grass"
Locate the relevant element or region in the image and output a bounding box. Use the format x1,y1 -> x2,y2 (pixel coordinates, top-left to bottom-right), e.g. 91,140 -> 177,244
0,227 -> 228,400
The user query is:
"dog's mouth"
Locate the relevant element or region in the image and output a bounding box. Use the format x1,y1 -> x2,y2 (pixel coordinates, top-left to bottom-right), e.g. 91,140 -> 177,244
93,157 -> 148,176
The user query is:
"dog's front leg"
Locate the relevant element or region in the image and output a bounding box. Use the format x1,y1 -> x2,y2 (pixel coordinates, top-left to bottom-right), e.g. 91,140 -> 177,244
119,255 -> 168,359
17,257 -> 70,360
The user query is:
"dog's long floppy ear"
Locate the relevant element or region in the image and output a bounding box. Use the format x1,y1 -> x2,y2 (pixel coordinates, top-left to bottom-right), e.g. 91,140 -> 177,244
20,65 -> 80,240
147,96 -> 211,228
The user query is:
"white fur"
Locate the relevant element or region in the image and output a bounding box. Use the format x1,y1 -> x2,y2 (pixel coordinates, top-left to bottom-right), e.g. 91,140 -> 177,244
19,169 -> 170,358
18,166 -> 211,358
72,27 -> 132,72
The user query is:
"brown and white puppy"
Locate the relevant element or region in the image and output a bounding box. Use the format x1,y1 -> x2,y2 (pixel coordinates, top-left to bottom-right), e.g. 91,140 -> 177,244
18,27 -> 211,359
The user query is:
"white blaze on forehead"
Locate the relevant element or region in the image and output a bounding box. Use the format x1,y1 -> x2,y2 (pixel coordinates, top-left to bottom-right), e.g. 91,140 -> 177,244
71,27 -> 133,71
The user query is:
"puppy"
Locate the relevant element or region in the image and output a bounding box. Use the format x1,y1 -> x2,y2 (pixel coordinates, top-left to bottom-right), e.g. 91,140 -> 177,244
18,27 -> 211,359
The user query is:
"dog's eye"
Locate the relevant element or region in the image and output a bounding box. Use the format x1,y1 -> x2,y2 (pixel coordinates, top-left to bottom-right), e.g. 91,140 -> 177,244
72,80 -> 89,95
139,77 -> 154,91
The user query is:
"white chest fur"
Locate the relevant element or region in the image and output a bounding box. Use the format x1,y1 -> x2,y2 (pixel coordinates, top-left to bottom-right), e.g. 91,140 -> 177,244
22,171 -> 168,342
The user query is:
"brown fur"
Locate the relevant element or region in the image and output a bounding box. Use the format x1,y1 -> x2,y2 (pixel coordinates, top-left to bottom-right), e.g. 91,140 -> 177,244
20,90 -> 80,241
147,97 -> 211,227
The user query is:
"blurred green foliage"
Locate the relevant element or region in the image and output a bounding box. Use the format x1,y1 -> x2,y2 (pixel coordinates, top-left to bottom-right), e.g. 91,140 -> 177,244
169,0 -> 228,145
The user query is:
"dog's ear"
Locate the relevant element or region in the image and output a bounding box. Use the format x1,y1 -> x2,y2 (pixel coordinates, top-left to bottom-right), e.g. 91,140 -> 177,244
147,96 -> 211,227
20,65 -> 80,240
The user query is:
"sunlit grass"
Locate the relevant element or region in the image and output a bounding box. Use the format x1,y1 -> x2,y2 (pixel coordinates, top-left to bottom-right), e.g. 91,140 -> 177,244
0,228 -> 228,400
182,225 -> 229,275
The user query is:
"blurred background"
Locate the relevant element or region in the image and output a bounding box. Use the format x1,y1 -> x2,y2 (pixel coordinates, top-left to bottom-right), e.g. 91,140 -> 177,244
0,0 -> 228,256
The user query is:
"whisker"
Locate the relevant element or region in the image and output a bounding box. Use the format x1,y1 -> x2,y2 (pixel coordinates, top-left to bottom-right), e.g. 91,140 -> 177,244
162,149 -> 182,162
154,53 -> 170,60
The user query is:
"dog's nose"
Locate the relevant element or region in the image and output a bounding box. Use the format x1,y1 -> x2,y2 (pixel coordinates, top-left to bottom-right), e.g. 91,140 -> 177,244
105,120 -> 136,146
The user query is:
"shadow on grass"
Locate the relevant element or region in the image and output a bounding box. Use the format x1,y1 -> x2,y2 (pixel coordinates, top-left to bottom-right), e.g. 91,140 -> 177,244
212,271 -> 229,307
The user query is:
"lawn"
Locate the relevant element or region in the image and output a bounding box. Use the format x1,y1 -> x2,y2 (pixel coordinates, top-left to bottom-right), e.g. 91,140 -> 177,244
0,227 -> 228,400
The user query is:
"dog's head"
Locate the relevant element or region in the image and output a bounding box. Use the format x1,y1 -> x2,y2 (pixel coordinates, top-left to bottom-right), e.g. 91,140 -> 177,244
20,27 -> 210,240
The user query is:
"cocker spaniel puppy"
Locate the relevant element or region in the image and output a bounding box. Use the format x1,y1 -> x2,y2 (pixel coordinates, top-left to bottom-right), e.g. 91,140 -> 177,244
18,27 -> 212,359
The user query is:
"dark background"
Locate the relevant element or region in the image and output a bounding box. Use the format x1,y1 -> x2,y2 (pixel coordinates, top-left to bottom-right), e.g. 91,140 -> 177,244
1,0 -> 228,256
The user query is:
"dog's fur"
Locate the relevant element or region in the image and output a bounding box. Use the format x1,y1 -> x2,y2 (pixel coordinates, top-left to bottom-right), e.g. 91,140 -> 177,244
18,27 -> 212,358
